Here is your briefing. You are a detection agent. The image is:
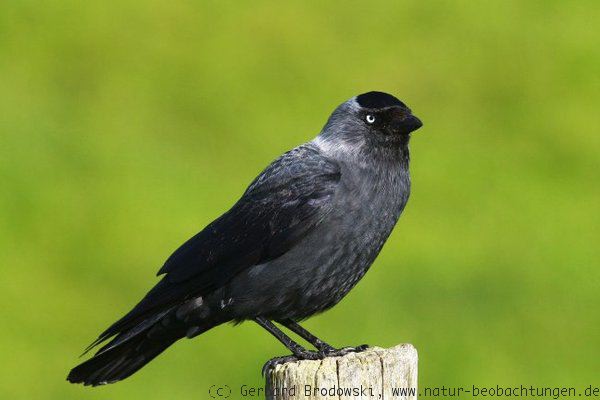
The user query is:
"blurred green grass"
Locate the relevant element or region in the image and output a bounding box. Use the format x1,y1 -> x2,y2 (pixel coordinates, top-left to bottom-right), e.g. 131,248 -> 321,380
1,1 -> 599,399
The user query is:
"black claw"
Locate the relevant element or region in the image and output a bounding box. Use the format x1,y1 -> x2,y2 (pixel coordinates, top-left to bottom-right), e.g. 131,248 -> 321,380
294,349 -> 321,360
262,350 -> 322,376
262,355 -> 299,376
319,344 -> 370,357
262,345 -> 369,376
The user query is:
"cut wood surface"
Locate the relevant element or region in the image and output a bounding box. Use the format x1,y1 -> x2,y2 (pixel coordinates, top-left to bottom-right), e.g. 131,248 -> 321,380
265,344 -> 418,400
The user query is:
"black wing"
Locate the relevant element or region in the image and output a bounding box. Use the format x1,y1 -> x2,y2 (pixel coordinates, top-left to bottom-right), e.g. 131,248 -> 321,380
96,144 -> 340,342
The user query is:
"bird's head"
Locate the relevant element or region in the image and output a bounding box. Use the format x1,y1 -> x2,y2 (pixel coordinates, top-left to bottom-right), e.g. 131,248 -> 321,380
316,91 -> 422,156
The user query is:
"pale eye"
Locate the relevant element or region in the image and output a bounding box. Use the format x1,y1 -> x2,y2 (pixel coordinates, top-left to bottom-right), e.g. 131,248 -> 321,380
366,114 -> 376,124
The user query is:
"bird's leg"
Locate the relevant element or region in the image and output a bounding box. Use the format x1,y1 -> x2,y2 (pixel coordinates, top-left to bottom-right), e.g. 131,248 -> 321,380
255,317 -> 322,376
255,317 -> 320,358
278,318 -> 369,357
276,318 -> 336,355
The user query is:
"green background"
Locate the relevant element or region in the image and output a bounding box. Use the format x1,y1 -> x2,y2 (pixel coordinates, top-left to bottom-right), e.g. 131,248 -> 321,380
1,1 -> 598,399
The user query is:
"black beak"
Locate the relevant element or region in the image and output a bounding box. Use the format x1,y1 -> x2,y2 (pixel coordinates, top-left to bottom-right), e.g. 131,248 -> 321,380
401,114 -> 423,134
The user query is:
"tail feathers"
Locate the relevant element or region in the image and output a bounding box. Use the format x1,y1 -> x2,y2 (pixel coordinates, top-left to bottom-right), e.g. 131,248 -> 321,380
68,311 -> 221,386
68,333 -> 177,386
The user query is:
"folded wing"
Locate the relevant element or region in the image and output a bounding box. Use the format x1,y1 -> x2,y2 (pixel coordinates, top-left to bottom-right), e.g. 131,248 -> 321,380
93,144 -> 341,345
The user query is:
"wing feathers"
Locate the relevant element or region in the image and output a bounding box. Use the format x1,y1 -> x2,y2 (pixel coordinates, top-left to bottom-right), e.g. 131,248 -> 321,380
92,144 -> 339,347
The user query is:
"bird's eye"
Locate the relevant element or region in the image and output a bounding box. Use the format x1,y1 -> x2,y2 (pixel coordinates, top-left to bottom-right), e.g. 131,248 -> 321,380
366,114 -> 376,124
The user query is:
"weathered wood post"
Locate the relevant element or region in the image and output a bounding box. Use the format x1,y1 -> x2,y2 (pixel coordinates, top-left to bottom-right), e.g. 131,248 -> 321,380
265,344 -> 418,399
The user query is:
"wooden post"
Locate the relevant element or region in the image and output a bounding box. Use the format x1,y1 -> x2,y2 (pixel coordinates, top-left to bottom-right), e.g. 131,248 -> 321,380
265,344 -> 418,399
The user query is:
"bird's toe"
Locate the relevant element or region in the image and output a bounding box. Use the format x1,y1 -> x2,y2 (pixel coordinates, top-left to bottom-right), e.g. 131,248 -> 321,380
262,350 -> 323,376
354,344 -> 369,352
320,344 -> 370,357
261,355 -> 299,376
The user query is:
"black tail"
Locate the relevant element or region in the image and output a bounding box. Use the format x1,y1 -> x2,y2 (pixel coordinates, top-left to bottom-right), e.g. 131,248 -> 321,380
67,332 -> 178,386
67,306 -> 221,386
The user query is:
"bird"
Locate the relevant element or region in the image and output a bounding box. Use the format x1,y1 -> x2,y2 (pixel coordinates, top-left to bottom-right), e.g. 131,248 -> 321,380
67,91 -> 423,386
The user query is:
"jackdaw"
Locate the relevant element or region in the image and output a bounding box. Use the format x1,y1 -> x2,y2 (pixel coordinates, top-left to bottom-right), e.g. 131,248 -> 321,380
67,91 -> 423,385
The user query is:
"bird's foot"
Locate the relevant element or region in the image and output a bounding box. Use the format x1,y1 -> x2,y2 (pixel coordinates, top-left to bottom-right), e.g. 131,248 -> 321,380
262,355 -> 298,376
262,349 -> 321,376
319,344 -> 369,358
262,345 -> 369,376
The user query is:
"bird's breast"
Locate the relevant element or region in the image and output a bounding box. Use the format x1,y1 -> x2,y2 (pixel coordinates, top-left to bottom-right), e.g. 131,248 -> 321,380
303,164 -> 410,297
226,160 -> 411,320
